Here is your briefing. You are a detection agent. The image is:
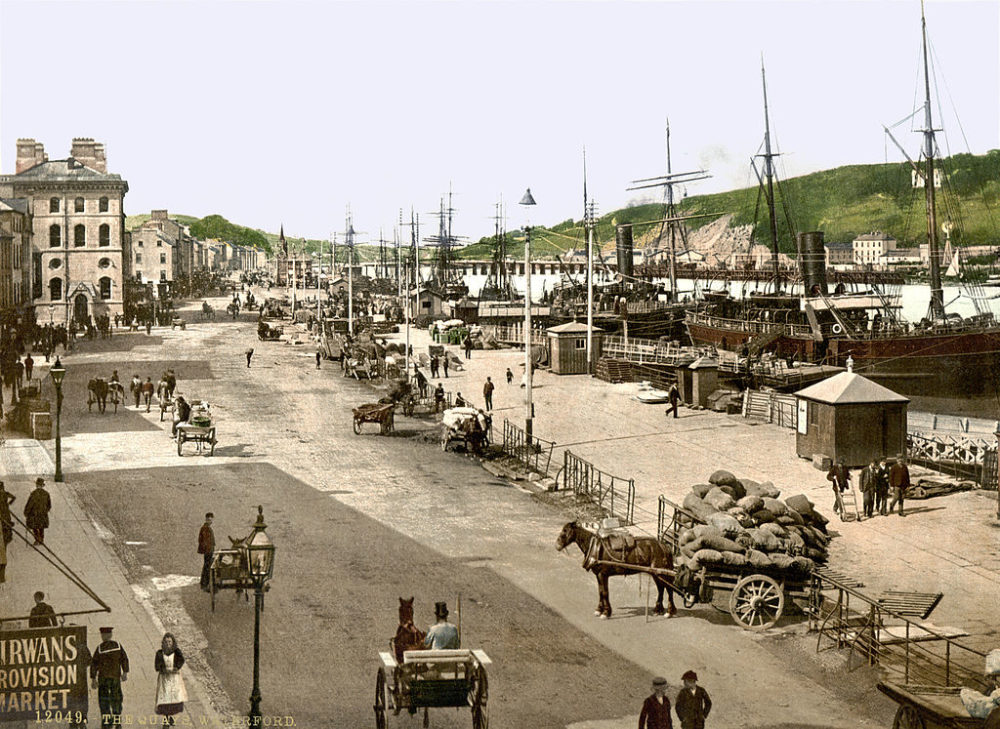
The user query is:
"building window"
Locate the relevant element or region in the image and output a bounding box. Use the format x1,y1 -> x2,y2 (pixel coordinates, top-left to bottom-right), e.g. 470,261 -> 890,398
48,258 -> 62,270
99,224 -> 110,246
160,270 -> 167,281
160,253 -> 166,264
49,277 -> 62,301
136,253 -> 142,264
99,257 -> 112,269
74,224 -> 86,247
99,197 -> 109,213
137,240 -> 143,247
99,277 -> 112,300
49,225 -> 61,247
49,198 -> 60,213
156,240 -> 162,247
575,338 -> 586,350
74,197 -> 85,213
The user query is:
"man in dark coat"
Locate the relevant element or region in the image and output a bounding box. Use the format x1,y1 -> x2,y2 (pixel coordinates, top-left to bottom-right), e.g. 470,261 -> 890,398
665,383 -> 680,419
675,670 -> 711,729
24,477 -> 51,545
198,513 -> 215,592
29,591 -> 58,627
483,377 -> 494,411
826,459 -> 850,519
875,457 -> 891,515
91,626 -> 129,729
639,676 -> 672,729
860,459 -> 879,519
889,455 -> 910,517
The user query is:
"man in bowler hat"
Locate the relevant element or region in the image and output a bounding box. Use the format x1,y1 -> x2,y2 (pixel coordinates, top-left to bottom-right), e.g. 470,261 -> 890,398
24,477 -> 51,545
91,626 -> 129,728
424,602 -> 459,650
675,670 -> 712,729
639,676 -> 672,729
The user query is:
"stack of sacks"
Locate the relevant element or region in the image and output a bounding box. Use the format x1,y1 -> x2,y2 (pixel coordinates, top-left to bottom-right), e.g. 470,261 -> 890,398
675,470 -> 833,574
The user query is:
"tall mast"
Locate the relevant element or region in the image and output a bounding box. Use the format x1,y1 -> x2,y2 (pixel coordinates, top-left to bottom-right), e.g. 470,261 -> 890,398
760,61 -> 782,292
665,120 -> 678,298
921,0 -> 944,318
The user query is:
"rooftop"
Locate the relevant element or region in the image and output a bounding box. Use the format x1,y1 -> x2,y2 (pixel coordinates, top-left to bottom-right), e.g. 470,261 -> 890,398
11,158 -> 126,185
795,371 -> 910,404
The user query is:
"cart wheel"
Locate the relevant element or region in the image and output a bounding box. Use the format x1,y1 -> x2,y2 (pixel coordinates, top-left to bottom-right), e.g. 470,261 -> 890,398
374,668 -> 387,729
353,418 -> 362,435
730,574 -> 784,631
892,705 -> 926,729
177,433 -> 185,456
471,665 -> 489,729
209,570 -> 216,612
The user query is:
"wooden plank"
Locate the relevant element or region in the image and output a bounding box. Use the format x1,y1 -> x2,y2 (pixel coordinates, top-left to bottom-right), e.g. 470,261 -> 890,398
379,651 -> 398,669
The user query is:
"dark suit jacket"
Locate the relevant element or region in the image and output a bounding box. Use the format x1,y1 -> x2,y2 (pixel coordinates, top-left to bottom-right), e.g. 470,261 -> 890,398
639,694 -> 672,729
675,685 -> 712,728
890,462 -> 911,489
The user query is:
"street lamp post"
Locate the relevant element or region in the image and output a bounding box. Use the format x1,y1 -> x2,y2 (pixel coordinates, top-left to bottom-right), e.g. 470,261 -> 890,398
246,505 -> 276,725
49,358 -> 66,483
519,188 -> 536,441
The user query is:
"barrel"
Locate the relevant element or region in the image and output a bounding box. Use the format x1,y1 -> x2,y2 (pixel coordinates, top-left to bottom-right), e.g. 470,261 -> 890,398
797,231 -> 827,296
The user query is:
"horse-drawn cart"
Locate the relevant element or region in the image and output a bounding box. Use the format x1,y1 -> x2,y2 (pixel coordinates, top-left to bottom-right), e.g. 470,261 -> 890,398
177,423 -> 217,455
208,547 -> 252,612
375,649 -> 490,729
877,682 -> 1000,729
353,402 -> 395,435
441,408 -> 491,454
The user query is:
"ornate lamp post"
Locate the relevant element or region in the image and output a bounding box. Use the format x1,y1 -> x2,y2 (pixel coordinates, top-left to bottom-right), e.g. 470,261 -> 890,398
246,506 -> 276,724
519,188 -> 537,440
49,358 -> 66,483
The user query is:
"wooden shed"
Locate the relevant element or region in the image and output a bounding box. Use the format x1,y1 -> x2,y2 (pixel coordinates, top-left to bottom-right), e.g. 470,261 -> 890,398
795,371 -> 909,467
546,321 -> 603,375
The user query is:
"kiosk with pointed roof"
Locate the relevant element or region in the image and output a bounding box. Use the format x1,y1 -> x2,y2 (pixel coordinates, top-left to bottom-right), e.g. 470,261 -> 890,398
547,321 -> 603,375
794,365 -> 909,467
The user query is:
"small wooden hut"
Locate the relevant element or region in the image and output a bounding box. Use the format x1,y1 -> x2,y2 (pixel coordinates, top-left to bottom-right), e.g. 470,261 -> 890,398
546,321 -> 603,375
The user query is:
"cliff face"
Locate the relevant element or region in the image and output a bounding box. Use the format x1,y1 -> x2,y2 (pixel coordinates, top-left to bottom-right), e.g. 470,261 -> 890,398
637,214 -> 754,265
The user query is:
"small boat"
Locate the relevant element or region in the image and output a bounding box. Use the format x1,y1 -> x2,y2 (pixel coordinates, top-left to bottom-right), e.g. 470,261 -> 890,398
634,381 -> 670,404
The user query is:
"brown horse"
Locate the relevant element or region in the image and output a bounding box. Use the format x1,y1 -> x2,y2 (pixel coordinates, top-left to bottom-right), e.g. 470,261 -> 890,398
556,521 -> 677,619
392,597 -> 426,663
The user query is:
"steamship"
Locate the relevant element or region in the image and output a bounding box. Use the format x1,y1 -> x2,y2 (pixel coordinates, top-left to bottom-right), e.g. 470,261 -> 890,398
684,9 -> 1000,399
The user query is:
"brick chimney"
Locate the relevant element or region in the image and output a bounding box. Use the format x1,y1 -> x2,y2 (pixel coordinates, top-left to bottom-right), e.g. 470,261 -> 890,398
150,210 -> 169,222
15,138 -> 47,174
70,138 -> 107,173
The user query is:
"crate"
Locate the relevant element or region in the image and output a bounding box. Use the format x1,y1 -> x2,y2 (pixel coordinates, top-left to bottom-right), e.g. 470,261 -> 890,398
31,412 -> 52,440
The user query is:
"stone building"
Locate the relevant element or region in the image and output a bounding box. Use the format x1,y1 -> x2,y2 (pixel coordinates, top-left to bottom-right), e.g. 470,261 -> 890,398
0,199 -> 33,321
0,138 -> 129,325
852,232 -> 897,268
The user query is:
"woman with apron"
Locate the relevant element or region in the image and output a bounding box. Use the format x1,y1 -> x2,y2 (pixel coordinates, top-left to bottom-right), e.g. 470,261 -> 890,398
154,633 -> 188,725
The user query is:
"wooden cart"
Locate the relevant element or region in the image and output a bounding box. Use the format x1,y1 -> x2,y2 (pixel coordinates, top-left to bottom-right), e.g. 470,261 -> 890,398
375,649 -> 489,729
177,423 -> 217,456
877,682 -> 997,729
208,547 -> 252,612
353,402 -> 395,435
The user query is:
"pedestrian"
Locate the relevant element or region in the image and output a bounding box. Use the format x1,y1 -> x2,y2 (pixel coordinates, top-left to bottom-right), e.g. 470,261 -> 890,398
860,459 -> 879,519
675,670 -> 712,729
889,455 -> 910,517
506,367 -> 513,385
826,458 -> 850,520
424,602 -> 460,650
665,382 -> 680,419
198,513 -> 215,592
91,626 -> 129,729
483,377 -> 494,411
442,355 -> 449,378
130,374 -> 142,408
172,396 -> 191,438
146,319 -> 152,335
431,355 -> 440,378
434,383 -> 445,413
454,392 -> 466,407
14,357 -> 24,390
876,457 -> 891,516
415,367 -> 428,399
639,676 -> 673,729
154,633 -> 188,725
316,351 -> 322,370
29,591 -> 58,628
0,481 -> 15,547
464,336 -> 473,360
24,353 -> 33,382
141,377 -> 155,413
246,348 -> 254,368
24,477 -> 51,546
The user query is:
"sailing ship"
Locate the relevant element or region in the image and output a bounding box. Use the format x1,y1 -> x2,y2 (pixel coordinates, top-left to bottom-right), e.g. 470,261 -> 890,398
684,6 -> 1000,398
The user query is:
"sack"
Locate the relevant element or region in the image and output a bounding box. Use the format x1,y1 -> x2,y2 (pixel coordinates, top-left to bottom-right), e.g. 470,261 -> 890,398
784,494 -> 816,516
683,492 -> 718,521
770,553 -> 796,570
761,497 -> 788,516
746,481 -> 781,499
791,556 -> 815,573
720,550 -> 747,567
746,529 -> 781,553
726,508 -> 754,528
692,548 -> 724,566
690,534 -> 745,554
704,487 -> 736,511
708,470 -> 741,488
758,522 -> 789,538
737,495 -> 764,514
706,512 -> 744,538
746,549 -> 774,569
691,483 -> 714,499
959,688 -> 1000,719
751,509 -> 775,524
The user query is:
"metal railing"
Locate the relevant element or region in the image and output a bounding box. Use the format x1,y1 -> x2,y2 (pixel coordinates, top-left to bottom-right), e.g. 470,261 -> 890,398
557,451 -> 635,525
500,418 -> 555,476
482,324 -> 549,349
907,431 -> 996,485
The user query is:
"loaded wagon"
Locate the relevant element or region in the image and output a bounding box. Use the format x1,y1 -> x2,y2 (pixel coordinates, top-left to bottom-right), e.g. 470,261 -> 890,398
375,649 -> 490,729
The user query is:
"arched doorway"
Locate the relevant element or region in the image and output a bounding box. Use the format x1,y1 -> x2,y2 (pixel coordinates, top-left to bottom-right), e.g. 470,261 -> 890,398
74,293 -> 89,325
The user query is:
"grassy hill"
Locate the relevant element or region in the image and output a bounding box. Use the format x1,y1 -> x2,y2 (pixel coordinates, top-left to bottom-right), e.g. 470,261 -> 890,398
126,150 -> 1000,263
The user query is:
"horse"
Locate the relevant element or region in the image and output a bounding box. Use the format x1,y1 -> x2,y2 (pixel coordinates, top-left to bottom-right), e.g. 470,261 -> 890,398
201,301 -> 215,321
556,521 -> 677,619
87,378 -> 109,414
392,597 -> 426,663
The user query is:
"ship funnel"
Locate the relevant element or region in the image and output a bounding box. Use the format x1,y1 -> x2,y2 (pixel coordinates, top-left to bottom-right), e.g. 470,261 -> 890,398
797,231 -> 827,296
615,223 -> 634,280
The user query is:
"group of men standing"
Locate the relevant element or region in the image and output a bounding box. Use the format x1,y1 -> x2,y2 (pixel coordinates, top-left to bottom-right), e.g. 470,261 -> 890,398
827,455 -> 910,520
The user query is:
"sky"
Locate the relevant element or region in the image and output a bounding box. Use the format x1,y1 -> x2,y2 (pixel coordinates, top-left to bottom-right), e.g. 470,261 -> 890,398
1,0 -> 997,244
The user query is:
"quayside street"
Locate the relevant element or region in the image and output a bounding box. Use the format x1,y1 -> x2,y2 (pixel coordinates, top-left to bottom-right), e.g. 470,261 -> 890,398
6,290 -> 999,728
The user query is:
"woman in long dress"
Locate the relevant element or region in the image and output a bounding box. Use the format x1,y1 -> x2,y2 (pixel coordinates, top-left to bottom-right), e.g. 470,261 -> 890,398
154,633 -> 187,725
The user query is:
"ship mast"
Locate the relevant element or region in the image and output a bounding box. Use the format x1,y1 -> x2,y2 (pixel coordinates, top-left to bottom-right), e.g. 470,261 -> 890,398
921,0 -> 945,319
759,62 -> 782,292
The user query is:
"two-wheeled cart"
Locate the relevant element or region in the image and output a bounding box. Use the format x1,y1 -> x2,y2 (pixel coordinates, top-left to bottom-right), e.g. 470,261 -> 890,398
176,423 -> 217,456
375,649 -> 490,729
353,402 -> 395,435
877,681 -> 999,729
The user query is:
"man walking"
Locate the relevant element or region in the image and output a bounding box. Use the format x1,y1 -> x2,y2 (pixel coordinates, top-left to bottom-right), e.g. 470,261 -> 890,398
506,367 -> 513,385
198,513 -> 215,592
675,670 -> 711,729
91,626 -> 129,729
434,383 -> 445,413
876,457 -> 891,516
316,351 -> 322,370
442,355 -> 449,378
430,355 -> 439,379
826,458 -> 850,520
141,377 -> 155,412
24,477 -> 52,546
464,336 -> 473,360
860,459 -> 879,519
246,348 -> 254,368
29,591 -> 58,627
889,455 -> 910,517
638,676 -> 673,729
24,353 -> 33,382
483,377 -> 494,411
130,374 -> 142,408
665,383 -> 680,419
